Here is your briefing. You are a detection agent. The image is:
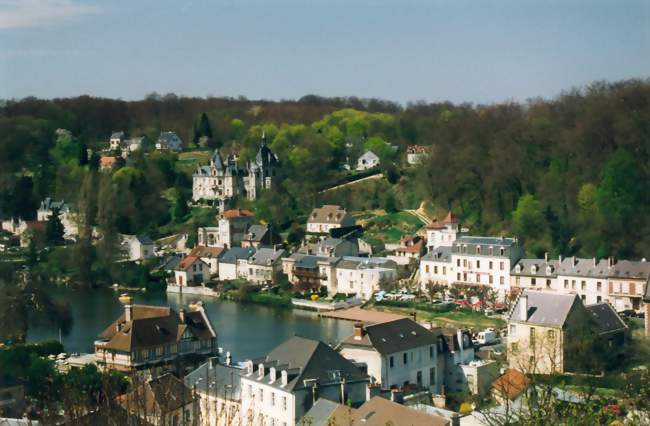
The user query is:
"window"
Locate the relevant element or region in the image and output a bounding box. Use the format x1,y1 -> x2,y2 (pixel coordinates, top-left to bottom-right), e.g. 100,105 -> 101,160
475,274 -> 480,283
403,353 -> 408,365
443,266 -> 446,274
248,385 -> 253,397
500,262 -> 504,271
434,266 -> 438,274
547,330 -> 555,340
258,388 -> 263,403
489,261 -> 493,270
546,279 -> 551,288
571,280 -> 576,289
581,295 -> 586,302
597,296 -> 602,303
564,279 -> 568,289
271,392 -> 275,406
429,346 -> 434,359
500,277 -> 504,285
530,327 -> 536,346
476,260 -> 481,268
511,342 -> 519,353
509,324 -> 516,335
389,356 -> 394,368
429,368 -> 436,385
457,259 -> 461,267
457,273 -> 461,281
500,248 -> 505,256
489,275 -> 494,284
476,246 -> 481,255
282,396 -> 287,411
597,281 -> 602,291
531,278 -> 536,286
463,259 -> 467,267
581,281 -> 586,290
416,371 -> 423,387
630,282 -> 636,295
425,265 -> 430,273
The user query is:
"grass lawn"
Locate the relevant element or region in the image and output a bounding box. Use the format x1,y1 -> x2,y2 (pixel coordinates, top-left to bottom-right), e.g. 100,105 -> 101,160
176,150 -> 211,174
360,210 -> 425,244
369,303 -> 506,329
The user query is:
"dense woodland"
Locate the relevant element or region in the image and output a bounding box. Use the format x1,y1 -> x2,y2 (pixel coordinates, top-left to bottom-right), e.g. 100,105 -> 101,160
1,79 -> 649,264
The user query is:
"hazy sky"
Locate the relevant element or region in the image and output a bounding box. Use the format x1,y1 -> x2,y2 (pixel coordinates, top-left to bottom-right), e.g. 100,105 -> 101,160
1,0 -> 649,104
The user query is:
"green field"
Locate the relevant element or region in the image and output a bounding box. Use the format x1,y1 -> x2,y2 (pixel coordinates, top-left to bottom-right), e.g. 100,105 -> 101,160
369,302 -> 506,330
360,211 -> 425,244
176,150 -> 211,174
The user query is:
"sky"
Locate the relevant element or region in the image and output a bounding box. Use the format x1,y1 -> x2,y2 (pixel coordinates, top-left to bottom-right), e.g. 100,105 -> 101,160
0,0 -> 649,104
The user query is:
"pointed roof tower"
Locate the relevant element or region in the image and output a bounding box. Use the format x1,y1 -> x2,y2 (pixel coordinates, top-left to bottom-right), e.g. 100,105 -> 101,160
210,148 -> 225,170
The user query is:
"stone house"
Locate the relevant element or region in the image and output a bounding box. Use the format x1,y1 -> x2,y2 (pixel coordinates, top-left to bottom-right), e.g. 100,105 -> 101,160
306,205 -> 355,237
188,245 -> 225,275
121,234 -> 155,261
156,131 -> 183,151
218,246 -> 256,281
241,247 -> 287,285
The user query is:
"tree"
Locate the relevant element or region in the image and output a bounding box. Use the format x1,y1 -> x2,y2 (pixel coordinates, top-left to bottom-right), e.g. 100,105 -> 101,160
173,191 -> 189,223
512,194 -> 545,239
45,207 -> 65,245
596,149 -> 642,225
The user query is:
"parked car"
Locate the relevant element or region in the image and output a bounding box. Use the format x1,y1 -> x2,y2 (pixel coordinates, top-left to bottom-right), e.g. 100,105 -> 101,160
474,329 -> 498,345
400,294 -> 416,301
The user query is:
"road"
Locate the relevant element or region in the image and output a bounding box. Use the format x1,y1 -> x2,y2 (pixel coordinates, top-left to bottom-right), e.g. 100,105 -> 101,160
319,173 -> 384,193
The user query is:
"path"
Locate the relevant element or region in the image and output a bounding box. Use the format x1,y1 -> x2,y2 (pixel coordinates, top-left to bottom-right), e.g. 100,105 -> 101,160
320,173 -> 384,193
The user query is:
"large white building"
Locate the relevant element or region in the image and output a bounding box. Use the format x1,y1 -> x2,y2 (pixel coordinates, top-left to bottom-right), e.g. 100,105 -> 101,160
240,336 -> 370,426
333,257 -> 398,300
197,209 -> 255,249
192,135 -> 280,210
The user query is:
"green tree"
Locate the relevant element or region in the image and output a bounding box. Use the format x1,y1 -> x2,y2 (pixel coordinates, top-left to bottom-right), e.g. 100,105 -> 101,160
173,191 -> 189,223
512,194 -> 545,239
45,207 -> 65,245
596,149 -> 642,224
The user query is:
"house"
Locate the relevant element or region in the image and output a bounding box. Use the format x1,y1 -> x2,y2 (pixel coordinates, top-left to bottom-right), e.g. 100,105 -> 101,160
196,209 -> 255,249
125,136 -> 145,153
420,246 -> 452,290
607,259 -> 650,312
188,245 -> 225,275
241,224 -> 282,249
450,236 -> 524,297
218,247 -> 255,280
556,256 -> 611,305
156,131 -> 183,151
154,254 -> 183,274
302,396 -> 451,426
356,150 -> 380,171
491,369 -> 530,405
438,328 -> 481,393
392,235 -> 425,263
306,205 -> 355,236
338,319 -> 444,393
36,197 -> 78,240
94,295 -> 218,374
282,253 -> 339,292
426,211 -> 461,252
511,254 -> 559,292
241,247 -> 287,285
298,237 -> 359,258
506,290 -> 627,374
185,356 -> 243,426
109,131 -> 125,150
99,155 -> 119,170
240,336 -> 370,426
192,135 -> 280,209
120,373 -> 196,425
121,234 -> 155,261
406,145 -> 431,165
333,257 -> 398,300
174,255 -> 211,287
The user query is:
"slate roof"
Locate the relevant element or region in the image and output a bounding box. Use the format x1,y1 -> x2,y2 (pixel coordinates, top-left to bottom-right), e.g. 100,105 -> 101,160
308,205 -> 351,225
98,305 -> 216,352
156,254 -> 183,271
243,224 -> 271,243
158,131 -> 180,143
511,259 -> 559,277
252,138 -> 279,167
421,246 -> 452,263
358,150 -> 380,162
247,336 -> 369,392
609,260 -> 650,280
220,247 -> 255,264
353,396 -> 449,426
301,398 -> 344,426
289,253 -> 338,269
556,257 -> 610,278
110,131 -> 125,139
185,358 -> 243,399
455,236 -> 517,247
190,245 -> 225,259
248,247 -> 286,266
340,318 -> 441,355
508,290 -> 579,327
122,373 -> 195,415
336,256 -> 397,271
585,303 -> 627,334
438,328 -> 474,352
135,234 -> 153,245
39,197 -> 68,212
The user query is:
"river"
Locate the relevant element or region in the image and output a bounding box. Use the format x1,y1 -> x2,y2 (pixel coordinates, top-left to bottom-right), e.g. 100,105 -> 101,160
26,287 -> 352,362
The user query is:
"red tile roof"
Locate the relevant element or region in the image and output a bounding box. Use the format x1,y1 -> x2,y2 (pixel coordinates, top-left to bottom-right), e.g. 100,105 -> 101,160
426,211 -> 459,229
178,255 -> 199,270
100,156 -> 118,169
492,369 -> 529,401
222,209 -> 254,218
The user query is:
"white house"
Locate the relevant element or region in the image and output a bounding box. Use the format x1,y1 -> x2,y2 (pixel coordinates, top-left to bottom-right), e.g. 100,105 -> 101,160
282,254 -> 339,292
109,131 -> 125,150
425,211 -> 461,252
241,247 -> 287,285
37,197 -> 78,240
555,256 -> 610,305
450,236 -> 524,297
174,256 -> 211,287
240,336 -> 370,426
510,255 -> 559,292
121,234 -> 155,261
338,319 -> 445,393
356,150 -> 380,171
306,205 -> 355,236
420,246 -> 452,290
333,257 -> 398,300
188,246 -> 225,275
406,145 -> 430,165
156,131 -> 183,151
218,247 -> 256,281
185,357 -> 243,426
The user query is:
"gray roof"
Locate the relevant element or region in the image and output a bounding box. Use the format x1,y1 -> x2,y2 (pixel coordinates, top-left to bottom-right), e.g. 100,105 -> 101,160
156,254 -> 183,271
358,150 -> 380,161
136,234 -> 154,245
185,358 -> 243,399
249,248 -> 286,266
39,197 -> 68,212
455,236 -> 517,247
252,139 -> 279,167
158,131 -> 180,143
609,260 -> 650,280
302,398 -> 342,426
421,246 -> 452,263
585,303 -> 627,334
220,247 -> 255,264
340,318 -> 441,356
511,259 -> 559,277
244,224 -> 270,243
291,253 -> 338,269
508,290 -> 579,327
248,336 -> 369,392
308,205 -> 351,225
557,257 -> 610,278
110,131 -> 125,139
336,256 -> 396,271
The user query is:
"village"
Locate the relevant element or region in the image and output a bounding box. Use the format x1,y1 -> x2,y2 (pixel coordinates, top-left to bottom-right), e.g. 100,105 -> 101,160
1,126 -> 649,426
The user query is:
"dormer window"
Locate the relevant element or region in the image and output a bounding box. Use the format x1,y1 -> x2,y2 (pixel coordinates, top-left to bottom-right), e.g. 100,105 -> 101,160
546,266 -> 553,275
476,246 -> 481,255
515,264 -> 521,273
531,265 -> 537,274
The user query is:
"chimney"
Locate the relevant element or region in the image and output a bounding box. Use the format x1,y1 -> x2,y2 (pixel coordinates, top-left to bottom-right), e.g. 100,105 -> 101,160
179,309 -> 186,323
559,254 -> 563,264
608,256 -> 615,268
593,257 -> 597,267
544,252 -> 548,263
225,352 -> 232,366
281,370 -> 288,386
269,367 -> 277,383
520,294 -> 528,321
353,323 -> 365,341
390,389 -> 404,404
571,256 -> 577,267
258,364 -> 265,379
119,293 -> 133,322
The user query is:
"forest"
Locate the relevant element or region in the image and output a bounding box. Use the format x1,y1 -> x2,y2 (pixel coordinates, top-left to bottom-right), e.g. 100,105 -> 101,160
1,78 -> 649,263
